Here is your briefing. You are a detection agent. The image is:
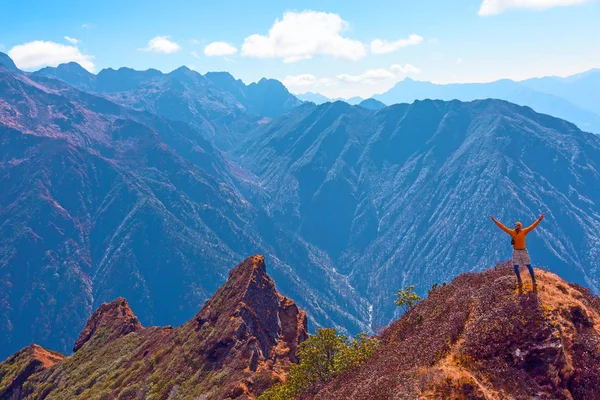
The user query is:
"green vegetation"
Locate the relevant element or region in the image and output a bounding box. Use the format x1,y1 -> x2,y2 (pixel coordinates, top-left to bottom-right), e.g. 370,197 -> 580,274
428,282 -> 446,296
394,285 -> 421,312
258,328 -> 379,400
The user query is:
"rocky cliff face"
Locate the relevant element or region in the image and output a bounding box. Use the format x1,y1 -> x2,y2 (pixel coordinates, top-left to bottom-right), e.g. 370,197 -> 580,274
310,264 -> 600,399
72,297 -> 143,352
0,255 -> 307,400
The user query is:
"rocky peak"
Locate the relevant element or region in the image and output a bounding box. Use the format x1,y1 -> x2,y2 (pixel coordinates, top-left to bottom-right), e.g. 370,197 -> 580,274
73,297 -> 142,352
192,255 -> 308,365
1,255 -> 307,400
0,344 -> 64,399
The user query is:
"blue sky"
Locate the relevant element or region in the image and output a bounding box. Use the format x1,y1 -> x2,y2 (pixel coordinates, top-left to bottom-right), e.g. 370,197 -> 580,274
1,0 -> 599,98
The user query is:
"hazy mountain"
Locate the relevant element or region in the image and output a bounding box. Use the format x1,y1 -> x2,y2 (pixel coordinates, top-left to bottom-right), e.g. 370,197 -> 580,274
358,98 -> 387,110
334,96 -> 364,105
0,59 -> 367,359
33,62 -> 302,149
234,99 -> 600,329
295,91 -> 331,105
521,69 -> 600,115
374,76 -> 600,133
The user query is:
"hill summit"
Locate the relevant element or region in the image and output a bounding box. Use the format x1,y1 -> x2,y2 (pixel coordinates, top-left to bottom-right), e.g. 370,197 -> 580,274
0,255 -> 308,400
310,263 -> 600,399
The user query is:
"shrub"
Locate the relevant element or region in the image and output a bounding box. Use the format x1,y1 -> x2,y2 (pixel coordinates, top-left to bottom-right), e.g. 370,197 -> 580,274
394,285 -> 421,312
258,328 -> 379,400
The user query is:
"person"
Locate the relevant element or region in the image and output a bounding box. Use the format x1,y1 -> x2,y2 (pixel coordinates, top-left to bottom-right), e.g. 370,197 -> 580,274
490,213 -> 545,288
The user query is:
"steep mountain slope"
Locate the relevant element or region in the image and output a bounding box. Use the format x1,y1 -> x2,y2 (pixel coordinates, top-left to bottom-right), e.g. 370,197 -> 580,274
0,255 -> 309,400
233,99 -> 600,329
373,78 -> 600,134
311,264 -> 600,399
0,60 -> 368,360
32,61 -> 302,149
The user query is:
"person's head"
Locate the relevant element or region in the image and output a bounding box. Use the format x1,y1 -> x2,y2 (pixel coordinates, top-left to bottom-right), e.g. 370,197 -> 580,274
514,221 -> 523,231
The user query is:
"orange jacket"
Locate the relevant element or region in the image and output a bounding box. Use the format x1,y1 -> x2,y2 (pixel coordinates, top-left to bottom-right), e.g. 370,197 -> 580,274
493,218 -> 541,249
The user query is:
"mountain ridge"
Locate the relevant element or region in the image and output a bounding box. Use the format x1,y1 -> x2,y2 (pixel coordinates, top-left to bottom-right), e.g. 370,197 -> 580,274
311,263 -> 600,399
0,255 -> 309,400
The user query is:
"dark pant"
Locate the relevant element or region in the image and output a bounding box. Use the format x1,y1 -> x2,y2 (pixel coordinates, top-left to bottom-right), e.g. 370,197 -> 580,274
514,264 -> 536,283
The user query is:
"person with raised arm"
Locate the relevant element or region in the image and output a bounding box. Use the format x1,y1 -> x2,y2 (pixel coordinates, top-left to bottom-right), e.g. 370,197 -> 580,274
490,213 -> 545,288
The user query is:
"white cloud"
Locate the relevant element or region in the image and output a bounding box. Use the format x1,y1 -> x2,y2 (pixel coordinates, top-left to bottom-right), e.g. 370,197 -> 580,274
191,51 -> 201,59
241,10 -> 365,62
338,64 -> 420,84
390,64 -> 421,74
478,0 -> 591,15
282,74 -> 335,88
283,64 -> 420,98
8,40 -> 95,71
64,36 -> 79,45
370,34 -> 423,54
204,41 -> 238,57
337,69 -> 396,84
138,36 -> 181,53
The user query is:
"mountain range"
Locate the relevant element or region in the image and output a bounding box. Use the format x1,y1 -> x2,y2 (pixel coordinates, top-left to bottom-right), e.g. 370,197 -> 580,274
372,72 -> 600,134
1,52 -> 600,362
4,258 -> 600,399
0,54 -> 367,360
296,70 -> 600,134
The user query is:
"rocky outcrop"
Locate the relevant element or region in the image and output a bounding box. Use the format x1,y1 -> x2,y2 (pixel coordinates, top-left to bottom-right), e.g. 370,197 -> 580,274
73,297 -> 143,352
0,344 -> 64,399
310,264 -> 600,399
0,255 -> 307,400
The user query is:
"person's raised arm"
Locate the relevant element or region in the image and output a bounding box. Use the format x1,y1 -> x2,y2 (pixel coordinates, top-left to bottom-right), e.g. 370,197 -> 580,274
490,215 -> 513,234
524,213 -> 545,233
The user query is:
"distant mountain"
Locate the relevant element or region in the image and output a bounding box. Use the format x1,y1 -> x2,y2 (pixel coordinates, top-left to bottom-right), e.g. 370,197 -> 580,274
311,264 -> 600,399
374,76 -> 600,134
0,61 -> 367,360
358,98 -> 387,110
33,62 -> 302,149
0,256 -> 308,399
334,96 -> 364,105
521,69 -> 600,115
295,92 -> 331,105
234,99 -> 600,329
295,93 -> 366,106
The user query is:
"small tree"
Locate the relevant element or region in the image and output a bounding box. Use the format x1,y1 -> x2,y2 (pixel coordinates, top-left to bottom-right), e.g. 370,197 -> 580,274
394,285 -> 421,312
258,329 -> 379,400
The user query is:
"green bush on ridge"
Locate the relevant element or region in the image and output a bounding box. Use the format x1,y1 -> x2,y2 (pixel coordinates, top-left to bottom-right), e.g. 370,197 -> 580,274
258,328 -> 379,400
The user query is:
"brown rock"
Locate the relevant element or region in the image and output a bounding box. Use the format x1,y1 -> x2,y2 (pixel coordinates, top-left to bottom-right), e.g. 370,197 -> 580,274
73,297 -> 143,352
0,344 -> 65,399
